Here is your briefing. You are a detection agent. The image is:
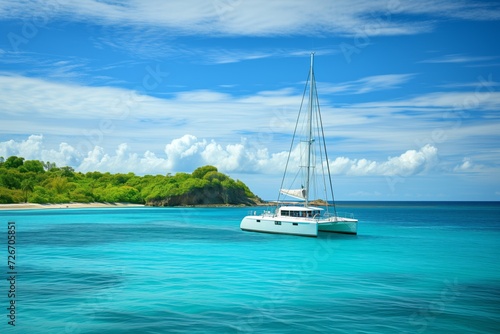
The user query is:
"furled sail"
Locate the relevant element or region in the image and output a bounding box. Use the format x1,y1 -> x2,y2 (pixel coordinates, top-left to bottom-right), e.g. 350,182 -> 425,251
280,188 -> 306,200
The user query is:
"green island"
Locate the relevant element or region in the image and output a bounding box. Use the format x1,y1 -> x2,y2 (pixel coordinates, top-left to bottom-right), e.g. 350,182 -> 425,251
0,156 -> 262,206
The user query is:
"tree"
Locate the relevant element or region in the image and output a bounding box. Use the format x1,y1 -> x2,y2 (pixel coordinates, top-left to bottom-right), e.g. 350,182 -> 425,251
30,186 -> 51,204
21,179 -> 35,203
60,166 -> 75,177
23,160 -> 45,173
43,161 -> 57,171
0,187 -> 14,204
113,173 -> 131,185
203,170 -> 228,182
192,165 -> 218,179
4,156 -> 24,169
0,170 -> 21,189
86,171 -> 103,180
113,186 -> 141,203
49,177 -> 69,194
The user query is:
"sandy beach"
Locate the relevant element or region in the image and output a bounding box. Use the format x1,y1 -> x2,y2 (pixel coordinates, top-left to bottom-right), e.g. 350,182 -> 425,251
0,202 -> 145,210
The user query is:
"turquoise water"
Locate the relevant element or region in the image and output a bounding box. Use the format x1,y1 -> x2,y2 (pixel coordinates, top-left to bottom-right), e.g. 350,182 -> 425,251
1,202 -> 499,333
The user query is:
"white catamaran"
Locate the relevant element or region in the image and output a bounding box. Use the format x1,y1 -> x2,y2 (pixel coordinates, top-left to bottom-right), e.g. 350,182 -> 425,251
240,53 -> 358,237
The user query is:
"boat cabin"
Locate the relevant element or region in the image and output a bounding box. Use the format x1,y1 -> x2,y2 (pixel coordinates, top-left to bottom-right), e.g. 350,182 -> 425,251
278,206 -> 323,219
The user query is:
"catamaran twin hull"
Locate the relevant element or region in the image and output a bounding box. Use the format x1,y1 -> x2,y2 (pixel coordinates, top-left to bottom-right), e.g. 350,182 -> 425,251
240,215 -> 358,237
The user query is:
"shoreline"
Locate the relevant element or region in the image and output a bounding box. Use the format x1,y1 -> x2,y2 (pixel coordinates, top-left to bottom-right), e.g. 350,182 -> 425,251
0,202 -> 270,211
1,201 -> 496,211
0,202 -> 145,211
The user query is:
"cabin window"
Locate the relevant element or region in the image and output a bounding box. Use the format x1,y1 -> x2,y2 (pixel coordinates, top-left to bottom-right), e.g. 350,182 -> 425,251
256,220 -> 261,222
281,210 -> 290,216
275,221 -> 281,225
293,223 -> 298,226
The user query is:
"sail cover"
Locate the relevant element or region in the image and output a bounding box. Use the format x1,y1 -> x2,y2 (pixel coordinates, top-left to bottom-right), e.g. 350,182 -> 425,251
280,188 -> 306,200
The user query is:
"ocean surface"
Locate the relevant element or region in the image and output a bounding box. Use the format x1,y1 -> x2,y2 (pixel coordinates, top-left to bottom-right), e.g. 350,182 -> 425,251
1,202 -> 499,333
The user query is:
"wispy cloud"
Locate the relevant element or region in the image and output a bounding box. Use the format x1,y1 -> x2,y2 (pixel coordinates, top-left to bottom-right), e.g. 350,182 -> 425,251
199,49 -> 278,65
0,51 -> 136,85
321,74 -> 415,95
197,48 -> 339,65
420,53 -> 497,64
1,73 -> 499,153
2,1 -> 499,38
438,78 -> 500,89
92,29 -> 339,63
0,74 -> 304,154
1,68 -> 498,200
353,91 -> 500,111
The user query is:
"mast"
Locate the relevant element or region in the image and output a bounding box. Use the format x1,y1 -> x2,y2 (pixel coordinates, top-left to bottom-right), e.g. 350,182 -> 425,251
305,53 -> 314,207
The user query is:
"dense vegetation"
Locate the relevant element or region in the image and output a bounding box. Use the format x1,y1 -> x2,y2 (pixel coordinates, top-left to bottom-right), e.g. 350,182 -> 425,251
0,156 -> 261,206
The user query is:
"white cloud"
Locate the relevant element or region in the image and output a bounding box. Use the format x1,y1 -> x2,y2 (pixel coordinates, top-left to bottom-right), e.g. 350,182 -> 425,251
420,54 -> 497,64
3,135 -> 498,201
201,49 -> 275,64
175,90 -> 231,102
330,144 -> 438,176
454,157 -> 472,171
0,74 -> 305,154
164,134 -> 206,170
79,143 -> 142,173
439,78 -> 500,89
321,74 -> 415,95
0,74 -> 141,119
453,157 -> 484,173
1,0 -> 499,37
0,134 -> 83,167
195,48 -> 339,65
1,73 -> 499,175
1,135 -> 441,178
355,91 -> 500,111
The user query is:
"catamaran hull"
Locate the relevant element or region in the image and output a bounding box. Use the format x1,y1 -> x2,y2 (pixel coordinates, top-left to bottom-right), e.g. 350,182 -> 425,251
240,216 -> 318,237
240,215 -> 358,237
318,218 -> 358,235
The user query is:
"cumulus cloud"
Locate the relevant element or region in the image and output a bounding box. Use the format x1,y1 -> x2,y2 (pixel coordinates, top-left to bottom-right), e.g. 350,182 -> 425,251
0,135 -> 84,167
1,135 -> 440,178
164,135 -> 206,170
330,144 -> 438,176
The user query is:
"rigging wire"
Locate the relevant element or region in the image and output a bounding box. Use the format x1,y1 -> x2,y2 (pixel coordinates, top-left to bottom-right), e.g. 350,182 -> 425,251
314,76 -> 338,217
277,69 -> 310,205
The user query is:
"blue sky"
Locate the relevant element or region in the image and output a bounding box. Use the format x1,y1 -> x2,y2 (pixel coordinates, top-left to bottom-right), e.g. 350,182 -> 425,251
0,0 -> 499,201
